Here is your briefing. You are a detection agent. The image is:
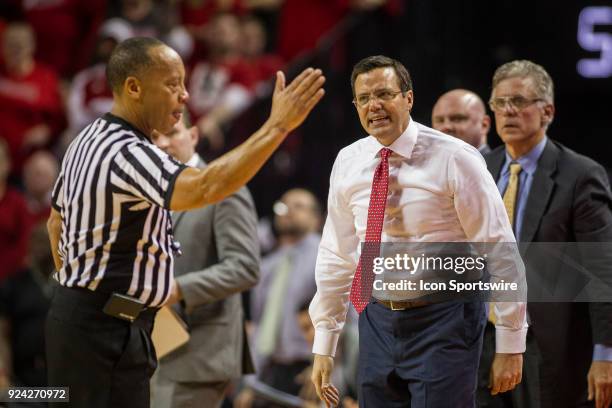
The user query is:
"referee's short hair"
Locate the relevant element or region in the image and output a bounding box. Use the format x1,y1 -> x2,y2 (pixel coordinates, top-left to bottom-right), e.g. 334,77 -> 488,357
106,37 -> 166,93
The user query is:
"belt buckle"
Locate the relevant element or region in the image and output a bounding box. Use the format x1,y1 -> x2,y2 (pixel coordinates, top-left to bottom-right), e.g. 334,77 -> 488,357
390,301 -> 406,311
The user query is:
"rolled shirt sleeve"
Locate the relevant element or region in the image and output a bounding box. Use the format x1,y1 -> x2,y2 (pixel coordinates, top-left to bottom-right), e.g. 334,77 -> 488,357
310,153 -> 360,357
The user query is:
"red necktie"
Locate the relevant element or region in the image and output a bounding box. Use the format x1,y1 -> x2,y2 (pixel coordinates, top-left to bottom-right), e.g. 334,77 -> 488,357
350,147 -> 392,313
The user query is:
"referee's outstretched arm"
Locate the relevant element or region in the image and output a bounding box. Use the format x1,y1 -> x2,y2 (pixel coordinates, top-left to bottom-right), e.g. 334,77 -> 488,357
168,68 -> 325,211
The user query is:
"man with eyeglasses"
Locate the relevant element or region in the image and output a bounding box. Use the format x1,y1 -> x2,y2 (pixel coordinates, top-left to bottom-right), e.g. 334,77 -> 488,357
235,188 -> 322,408
432,89 -> 492,154
309,55 -> 528,407
479,59 -> 612,408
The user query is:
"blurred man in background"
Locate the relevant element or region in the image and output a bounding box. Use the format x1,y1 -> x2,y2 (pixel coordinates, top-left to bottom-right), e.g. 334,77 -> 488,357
235,188 -> 322,408
0,139 -> 29,281
0,222 -> 55,392
188,12 -> 256,152
0,22 -> 65,178
150,115 -> 260,408
432,88 -> 491,153
22,150 -> 59,227
480,59 -> 612,408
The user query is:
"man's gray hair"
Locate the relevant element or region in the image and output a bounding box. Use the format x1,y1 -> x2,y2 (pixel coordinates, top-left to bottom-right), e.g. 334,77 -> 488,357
492,60 -> 554,103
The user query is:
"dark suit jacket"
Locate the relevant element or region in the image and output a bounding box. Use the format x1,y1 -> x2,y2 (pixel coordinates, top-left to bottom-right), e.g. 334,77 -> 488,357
157,156 -> 260,383
485,139 -> 612,407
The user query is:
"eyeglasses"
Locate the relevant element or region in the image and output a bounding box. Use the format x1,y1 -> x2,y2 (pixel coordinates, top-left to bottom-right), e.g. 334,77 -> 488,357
273,201 -> 316,216
488,95 -> 544,112
353,89 -> 404,108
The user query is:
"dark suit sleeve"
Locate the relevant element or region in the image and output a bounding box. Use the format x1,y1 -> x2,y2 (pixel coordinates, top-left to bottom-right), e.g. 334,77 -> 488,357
573,163 -> 612,345
175,187 -> 260,308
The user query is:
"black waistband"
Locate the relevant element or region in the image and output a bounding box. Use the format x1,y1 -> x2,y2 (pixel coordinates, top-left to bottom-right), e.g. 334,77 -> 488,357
51,284 -> 158,327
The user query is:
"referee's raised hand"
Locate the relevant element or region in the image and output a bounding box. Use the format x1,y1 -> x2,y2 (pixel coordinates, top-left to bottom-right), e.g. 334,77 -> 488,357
171,67 -> 326,210
267,68 -> 326,135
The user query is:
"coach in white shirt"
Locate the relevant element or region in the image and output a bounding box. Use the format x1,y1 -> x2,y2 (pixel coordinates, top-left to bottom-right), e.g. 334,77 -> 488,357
309,55 -> 528,407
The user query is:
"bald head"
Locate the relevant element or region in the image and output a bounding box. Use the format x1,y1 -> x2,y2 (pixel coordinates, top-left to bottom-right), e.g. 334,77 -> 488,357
432,89 -> 490,149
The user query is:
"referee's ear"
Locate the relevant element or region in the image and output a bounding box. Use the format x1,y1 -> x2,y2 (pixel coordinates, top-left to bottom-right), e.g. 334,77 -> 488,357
123,76 -> 142,100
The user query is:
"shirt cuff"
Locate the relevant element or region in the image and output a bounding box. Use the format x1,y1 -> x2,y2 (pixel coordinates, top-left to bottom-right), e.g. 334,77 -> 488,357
312,329 -> 340,357
593,344 -> 612,361
495,327 -> 527,353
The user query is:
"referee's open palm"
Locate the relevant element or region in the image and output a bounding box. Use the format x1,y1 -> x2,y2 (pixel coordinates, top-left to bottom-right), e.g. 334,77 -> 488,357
268,68 -> 326,134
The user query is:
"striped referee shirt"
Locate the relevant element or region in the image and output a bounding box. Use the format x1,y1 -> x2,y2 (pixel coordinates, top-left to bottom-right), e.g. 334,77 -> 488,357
51,113 -> 187,307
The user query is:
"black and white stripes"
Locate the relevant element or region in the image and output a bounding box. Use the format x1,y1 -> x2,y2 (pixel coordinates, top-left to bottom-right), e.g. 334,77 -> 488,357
51,113 -> 186,307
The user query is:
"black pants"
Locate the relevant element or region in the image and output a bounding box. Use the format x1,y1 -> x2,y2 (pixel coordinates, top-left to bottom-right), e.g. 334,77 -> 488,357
45,285 -> 158,408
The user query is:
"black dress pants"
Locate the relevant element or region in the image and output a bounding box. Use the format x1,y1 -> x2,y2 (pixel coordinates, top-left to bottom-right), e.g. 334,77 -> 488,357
45,285 -> 158,408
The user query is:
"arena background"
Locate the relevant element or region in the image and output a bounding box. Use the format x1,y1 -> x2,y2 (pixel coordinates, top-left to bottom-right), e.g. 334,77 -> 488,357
227,0 -> 612,217
1,0 -> 611,218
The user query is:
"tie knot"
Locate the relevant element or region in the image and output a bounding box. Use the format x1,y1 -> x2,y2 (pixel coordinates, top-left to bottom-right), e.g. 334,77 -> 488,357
509,162 -> 522,176
380,148 -> 392,160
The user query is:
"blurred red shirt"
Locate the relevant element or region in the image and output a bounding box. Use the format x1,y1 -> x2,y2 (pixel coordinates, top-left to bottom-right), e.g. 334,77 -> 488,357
0,188 -> 29,281
0,63 -> 66,176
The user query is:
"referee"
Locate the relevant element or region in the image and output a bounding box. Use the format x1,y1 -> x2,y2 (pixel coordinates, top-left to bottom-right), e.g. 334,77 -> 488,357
45,37 -> 325,408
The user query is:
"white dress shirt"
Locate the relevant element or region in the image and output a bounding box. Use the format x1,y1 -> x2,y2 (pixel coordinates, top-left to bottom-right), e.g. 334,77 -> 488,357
309,119 -> 528,357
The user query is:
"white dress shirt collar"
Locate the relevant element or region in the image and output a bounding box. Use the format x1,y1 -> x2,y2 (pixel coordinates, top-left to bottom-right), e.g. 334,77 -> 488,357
185,153 -> 200,168
365,117 -> 418,159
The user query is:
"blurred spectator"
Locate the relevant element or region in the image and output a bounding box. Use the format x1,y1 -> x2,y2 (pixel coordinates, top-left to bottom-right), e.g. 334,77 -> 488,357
105,0 -> 194,60
256,216 -> 277,256
0,222 -> 55,390
177,0 -> 287,57
188,13 -> 257,151
234,188 -> 321,408
22,151 -> 59,227
241,15 -> 284,95
150,113 -> 259,408
0,22 -> 66,178
0,139 -> 29,282
110,0 -> 166,37
10,0 -> 108,77
431,88 -> 491,153
64,21 -> 128,141
179,0 -> 246,48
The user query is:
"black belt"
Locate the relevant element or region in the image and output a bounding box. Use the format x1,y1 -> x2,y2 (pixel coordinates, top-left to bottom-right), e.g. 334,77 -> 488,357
51,284 -> 158,326
374,299 -> 433,311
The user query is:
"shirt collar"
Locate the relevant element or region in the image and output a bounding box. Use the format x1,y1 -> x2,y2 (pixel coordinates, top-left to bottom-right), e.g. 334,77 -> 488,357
103,112 -> 151,142
501,135 -> 548,176
366,117 -> 418,159
185,153 -> 200,168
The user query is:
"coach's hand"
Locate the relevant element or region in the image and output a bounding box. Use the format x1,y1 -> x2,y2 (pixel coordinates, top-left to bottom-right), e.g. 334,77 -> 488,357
489,353 -> 523,395
312,354 -> 338,407
267,68 -> 325,134
588,360 -> 612,408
